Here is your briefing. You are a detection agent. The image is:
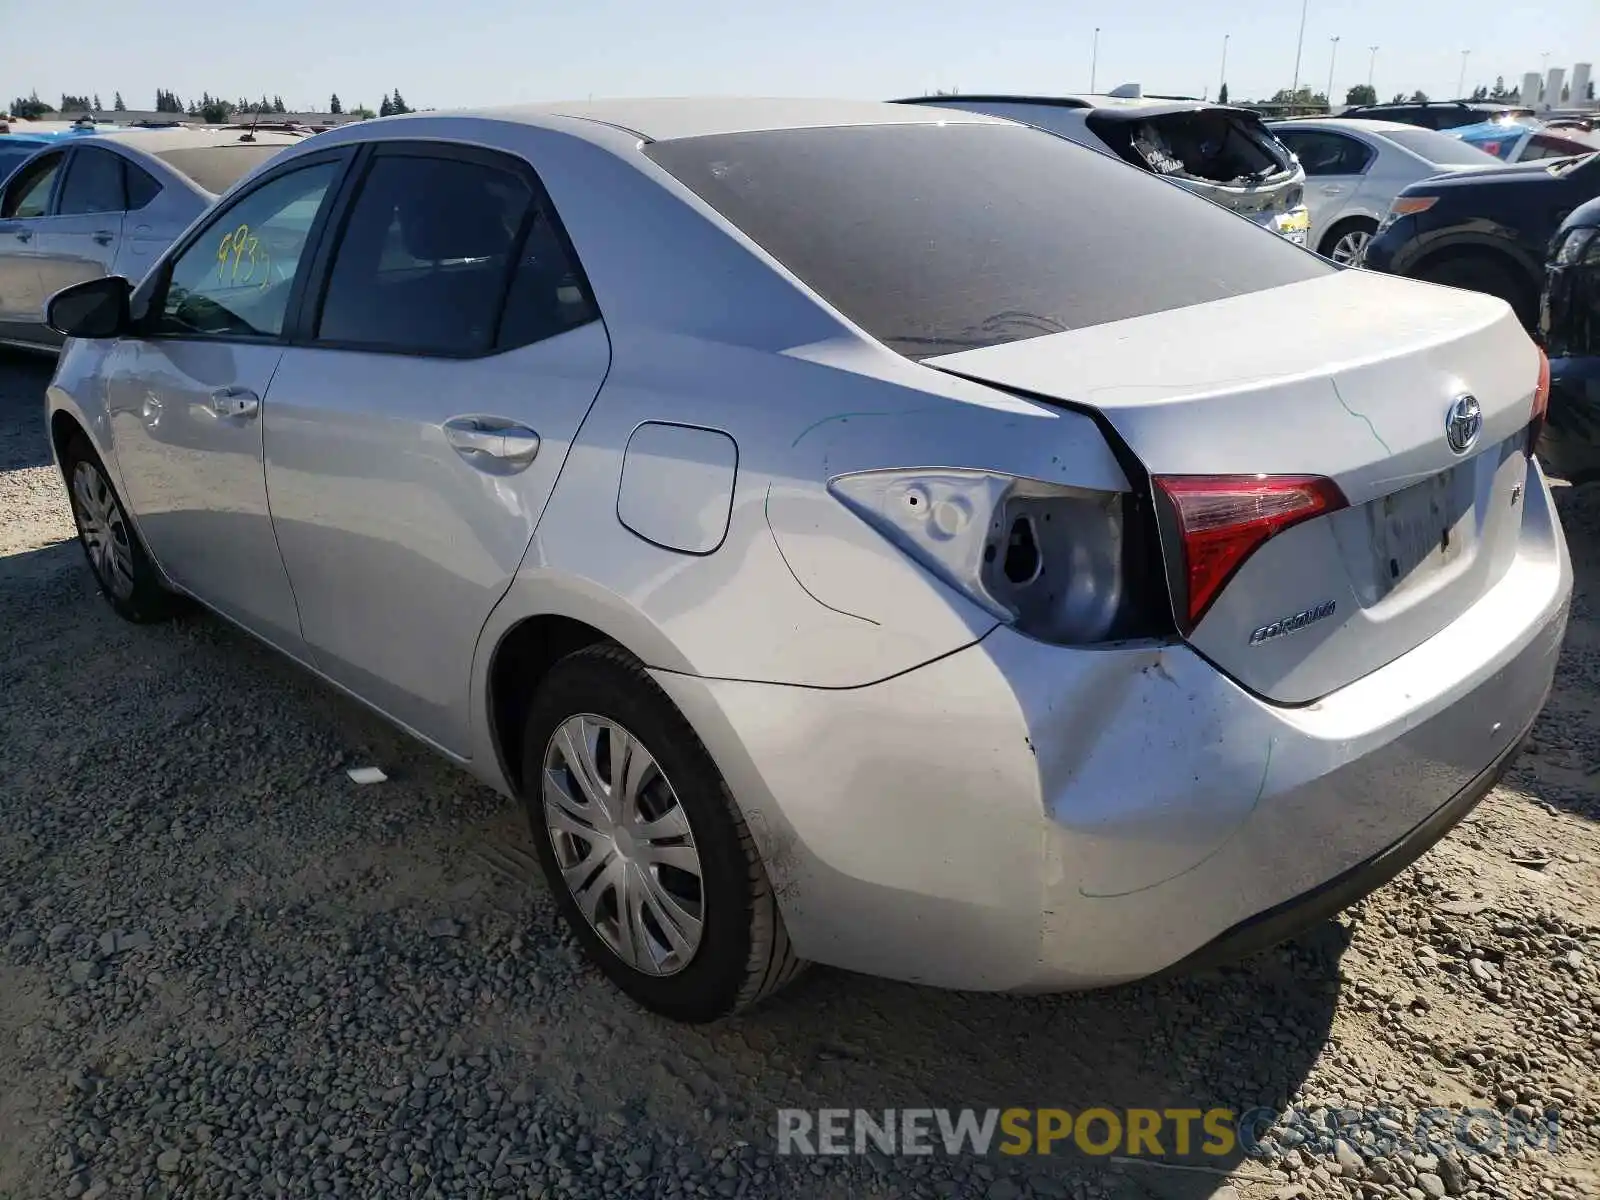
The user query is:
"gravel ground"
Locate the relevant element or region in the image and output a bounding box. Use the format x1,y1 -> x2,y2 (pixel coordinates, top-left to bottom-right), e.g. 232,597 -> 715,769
2,352 -> 1599,1200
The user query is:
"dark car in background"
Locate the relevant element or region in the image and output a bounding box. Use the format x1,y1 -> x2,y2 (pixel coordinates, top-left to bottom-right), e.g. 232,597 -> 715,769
1360,149 -> 1600,327
1340,100 -> 1538,130
1537,194 -> 1600,485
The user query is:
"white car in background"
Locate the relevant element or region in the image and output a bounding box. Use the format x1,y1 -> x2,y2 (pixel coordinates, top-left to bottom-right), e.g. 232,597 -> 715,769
0,127 -> 304,351
1268,117 -> 1505,264
898,90 -> 1313,245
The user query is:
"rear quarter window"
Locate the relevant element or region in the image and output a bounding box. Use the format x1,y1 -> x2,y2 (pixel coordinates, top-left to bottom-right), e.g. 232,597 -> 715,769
645,122 -> 1330,359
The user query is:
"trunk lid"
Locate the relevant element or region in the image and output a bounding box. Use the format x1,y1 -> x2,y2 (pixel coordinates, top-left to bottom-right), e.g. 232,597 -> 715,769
925,268 -> 1541,704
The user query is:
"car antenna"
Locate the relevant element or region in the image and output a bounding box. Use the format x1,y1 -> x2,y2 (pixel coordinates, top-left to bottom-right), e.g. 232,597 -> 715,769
240,109 -> 260,143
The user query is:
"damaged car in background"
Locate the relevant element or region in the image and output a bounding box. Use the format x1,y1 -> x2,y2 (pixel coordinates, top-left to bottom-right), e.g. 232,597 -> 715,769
896,85 -> 1311,244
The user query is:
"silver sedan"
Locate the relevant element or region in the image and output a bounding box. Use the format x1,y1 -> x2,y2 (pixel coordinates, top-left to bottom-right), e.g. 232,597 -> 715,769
1268,117 -> 1503,263
0,127 -> 304,351
42,99 -> 1570,1021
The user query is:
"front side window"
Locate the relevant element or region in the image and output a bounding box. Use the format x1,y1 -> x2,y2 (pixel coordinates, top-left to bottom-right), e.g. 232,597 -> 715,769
646,122 -> 1330,359
58,148 -> 126,215
153,160 -> 339,339
315,152 -> 565,355
1,151 -> 64,219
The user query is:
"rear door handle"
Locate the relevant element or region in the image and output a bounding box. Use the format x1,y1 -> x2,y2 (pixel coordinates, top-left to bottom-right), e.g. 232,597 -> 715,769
443,416 -> 541,470
1320,184 -> 1347,195
92,230 -> 115,245
13,228 -> 31,243
210,386 -> 260,419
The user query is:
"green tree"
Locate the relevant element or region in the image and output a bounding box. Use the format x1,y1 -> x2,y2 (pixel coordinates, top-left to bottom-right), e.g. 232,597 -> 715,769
273,95 -> 286,113
1561,83 -> 1571,103
1490,75 -> 1507,99
379,93 -> 393,117
1218,82 -> 1229,104
93,93 -> 102,110
200,94 -> 234,123
1409,89 -> 1429,103
329,93 -> 343,115
390,89 -> 410,114
154,89 -> 185,113
349,104 -> 375,119
1588,81 -> 1595,101
112,91 -> 126,111
1344,83 -> 1377,106
10,91 -> 53,119
1470,85 -> 1488,101
60,94 -> 92,112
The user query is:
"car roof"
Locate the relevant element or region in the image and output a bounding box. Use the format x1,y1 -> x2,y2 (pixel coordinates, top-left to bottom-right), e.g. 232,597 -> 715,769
1270,117 -> 1421,135
892,92 -> 1230,116
77,127 -> 307,153
433,98 -> 1006,143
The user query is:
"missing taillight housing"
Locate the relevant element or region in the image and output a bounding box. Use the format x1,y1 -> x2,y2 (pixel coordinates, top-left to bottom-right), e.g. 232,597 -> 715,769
1528,345 -> 1551,457
1154,474 -> 1348,632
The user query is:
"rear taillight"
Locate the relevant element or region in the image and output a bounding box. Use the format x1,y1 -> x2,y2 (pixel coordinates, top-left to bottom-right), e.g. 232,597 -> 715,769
1155,474 -> 1348,632
829,468 -> 1170,645
1528,345 -> 1551,456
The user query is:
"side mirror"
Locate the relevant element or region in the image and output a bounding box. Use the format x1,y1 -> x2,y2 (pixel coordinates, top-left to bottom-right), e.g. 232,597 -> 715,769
46,275 -> 132,340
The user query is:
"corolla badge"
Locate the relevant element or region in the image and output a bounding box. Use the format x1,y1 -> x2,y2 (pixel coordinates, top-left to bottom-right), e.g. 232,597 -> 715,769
1249,600 -> 1337,646
1445,394 -> 1483,455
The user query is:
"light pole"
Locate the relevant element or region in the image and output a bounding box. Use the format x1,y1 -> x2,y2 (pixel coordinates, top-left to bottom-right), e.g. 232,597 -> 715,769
1220,33 -> 1229,100
1091,27 -> 1100,93
1326,36 -> 1340,106
1457,49 -> 1471,99
1367,45 -> 1378,91
1289,0 -> 1309,110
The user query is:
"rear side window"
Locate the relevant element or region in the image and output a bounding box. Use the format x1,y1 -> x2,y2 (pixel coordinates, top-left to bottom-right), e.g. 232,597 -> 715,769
1276,131 -> 1373,176
126,162 -> 161,210
1382,127 -> 1500,166
58,148 -> 126,215
316,151 -> 595,355
646,123 -> 1330,359
1,150 -> 64,218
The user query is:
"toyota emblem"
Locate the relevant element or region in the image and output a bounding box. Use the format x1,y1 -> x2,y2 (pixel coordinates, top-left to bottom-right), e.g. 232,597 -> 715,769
1445,394 -> 1482,455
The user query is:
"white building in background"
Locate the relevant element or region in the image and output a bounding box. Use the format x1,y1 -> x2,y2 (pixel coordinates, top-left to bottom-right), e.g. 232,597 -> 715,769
1572,63 -> 1593,108
1545,68 -> 1566,111
1522,72 -> 1544,107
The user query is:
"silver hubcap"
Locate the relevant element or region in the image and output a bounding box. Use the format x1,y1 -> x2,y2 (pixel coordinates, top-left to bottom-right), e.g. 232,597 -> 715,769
1330,229 -> 1372,265
71,461 -> 136,601
542,715 -> 704,976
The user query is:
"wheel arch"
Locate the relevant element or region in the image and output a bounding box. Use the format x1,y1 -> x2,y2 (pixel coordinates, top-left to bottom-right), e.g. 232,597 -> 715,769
1316,213 -> 1379,258
474,572 -> 704,798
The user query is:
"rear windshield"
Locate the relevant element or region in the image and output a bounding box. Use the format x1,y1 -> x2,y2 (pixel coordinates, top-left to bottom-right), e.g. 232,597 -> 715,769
1384,127 -> 1501,165
645,122 -> 1330,359
152,144 -> 287,194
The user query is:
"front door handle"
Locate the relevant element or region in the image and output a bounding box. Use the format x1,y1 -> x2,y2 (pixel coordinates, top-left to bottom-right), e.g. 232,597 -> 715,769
210,386 -> 260,419
1320,184 -> 1346,195
443,416 -> 540,470
13,228 -> 31,243
92,230 -> 115,245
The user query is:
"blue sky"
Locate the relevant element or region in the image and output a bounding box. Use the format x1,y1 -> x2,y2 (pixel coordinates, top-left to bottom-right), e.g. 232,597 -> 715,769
4,1 -> 1597,113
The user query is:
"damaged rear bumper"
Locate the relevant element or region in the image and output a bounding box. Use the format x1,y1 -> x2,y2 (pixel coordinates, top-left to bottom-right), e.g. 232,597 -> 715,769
651,464 -> 1570,994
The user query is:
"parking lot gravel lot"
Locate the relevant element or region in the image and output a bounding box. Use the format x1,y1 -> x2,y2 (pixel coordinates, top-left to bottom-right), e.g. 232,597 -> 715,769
3,351 -> 1600,1200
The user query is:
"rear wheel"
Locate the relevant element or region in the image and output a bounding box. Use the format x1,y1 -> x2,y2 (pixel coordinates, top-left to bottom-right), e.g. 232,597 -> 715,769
1319,218 -> 1378,265
519,643 -> 804,1021
60,434 -> 182,623
1415,252 -> 1535,326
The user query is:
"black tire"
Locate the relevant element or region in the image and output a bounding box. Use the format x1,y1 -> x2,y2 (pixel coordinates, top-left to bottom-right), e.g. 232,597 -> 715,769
60,433 -> 183,623
519,643 -> 804,1022
1317,217 -> 1378,264
1415,253 -> 1536,327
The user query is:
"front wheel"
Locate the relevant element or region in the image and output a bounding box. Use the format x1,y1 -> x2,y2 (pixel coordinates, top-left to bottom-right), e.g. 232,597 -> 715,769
520,644 -> 804,1021
60,434 -> 183,623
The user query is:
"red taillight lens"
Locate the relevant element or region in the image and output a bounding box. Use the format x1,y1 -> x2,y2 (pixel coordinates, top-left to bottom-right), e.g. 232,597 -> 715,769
1154,474 -> 1348,631
1528,345 -> 1551,456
